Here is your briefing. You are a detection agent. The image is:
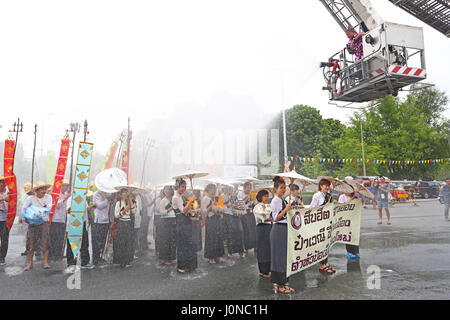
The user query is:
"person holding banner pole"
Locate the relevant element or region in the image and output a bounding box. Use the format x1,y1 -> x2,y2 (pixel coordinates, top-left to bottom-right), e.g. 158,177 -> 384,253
270,177 -> 294,294
310,179 -> 336,274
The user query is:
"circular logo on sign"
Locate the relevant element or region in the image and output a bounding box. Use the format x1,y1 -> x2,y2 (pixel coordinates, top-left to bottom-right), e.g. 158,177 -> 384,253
291,211 -> 302,230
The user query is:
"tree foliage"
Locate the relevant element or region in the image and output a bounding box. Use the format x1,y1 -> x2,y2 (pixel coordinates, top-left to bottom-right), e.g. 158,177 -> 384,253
272,87 -> 450,180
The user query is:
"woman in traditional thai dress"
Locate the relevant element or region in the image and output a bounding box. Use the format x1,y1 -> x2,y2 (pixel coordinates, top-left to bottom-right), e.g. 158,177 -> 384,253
270,177 -> 294,294
285,184 -> 303,208
227,188 -> 246,259
253,189 -> 272,278
114,189 -> 136,268
238,182 -> 257,253
310,178 -> 337,274
156,186 -> 177,265
202,184 -> 225,264
172,179 -> 198,273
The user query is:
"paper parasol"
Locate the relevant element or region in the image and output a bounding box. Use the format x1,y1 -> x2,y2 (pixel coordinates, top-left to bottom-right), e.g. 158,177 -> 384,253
235,176 -> 264,184
344,179 -> 375,199
172,170 -> 209,181
202,177 -> 235,188
114,184 -> 147,195
318,176 -> 354,194
94,168 -> 127,193
172,170 -> 209,194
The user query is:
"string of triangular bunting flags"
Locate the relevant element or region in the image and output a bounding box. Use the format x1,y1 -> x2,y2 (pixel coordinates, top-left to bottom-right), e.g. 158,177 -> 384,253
289,156 -> 450,165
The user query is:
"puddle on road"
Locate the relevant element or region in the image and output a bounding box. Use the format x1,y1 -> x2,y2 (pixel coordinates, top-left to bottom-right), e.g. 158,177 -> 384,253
169,267 -> 208,280
4,266 -> 24,277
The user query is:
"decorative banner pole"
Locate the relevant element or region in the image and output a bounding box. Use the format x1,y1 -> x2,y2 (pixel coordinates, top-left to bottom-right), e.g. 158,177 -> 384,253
127,117 -> 132,184
49,135 -> 71,224
61,122 -> 80,257
67,122 -> 81,188
31,124 -> 37,188
67,122 -> 93,257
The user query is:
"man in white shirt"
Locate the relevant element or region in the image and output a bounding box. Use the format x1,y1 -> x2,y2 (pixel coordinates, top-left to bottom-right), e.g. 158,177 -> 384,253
89,190 -> 113,266
49,180 -> 70,260
23,183 -> 53,271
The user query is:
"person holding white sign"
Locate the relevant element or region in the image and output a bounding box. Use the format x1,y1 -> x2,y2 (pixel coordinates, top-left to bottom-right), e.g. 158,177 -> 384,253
270,177 -> 294,294
310,179 -> 336,274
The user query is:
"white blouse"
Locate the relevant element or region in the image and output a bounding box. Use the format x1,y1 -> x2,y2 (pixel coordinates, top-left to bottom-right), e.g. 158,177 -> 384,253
310,192 -> 327,208
270,196 -> 287,224
157,197 -> 176,218
338,194 -> 352,204
201,196 -> 214,218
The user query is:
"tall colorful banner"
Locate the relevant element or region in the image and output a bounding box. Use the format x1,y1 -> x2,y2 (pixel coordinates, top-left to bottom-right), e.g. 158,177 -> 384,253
68,142 -> 93,256
3,140 -> 17,230
286,199 -> 362,277
103,140 -> 119,170
49,138 -> 71,223
121,148 -> 129,183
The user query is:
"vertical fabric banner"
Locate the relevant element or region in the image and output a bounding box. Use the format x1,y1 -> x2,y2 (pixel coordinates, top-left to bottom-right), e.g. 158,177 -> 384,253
49,138 -> 71,223
121,149 -> 128,177
3,140 -> 17,230
102,140 -> 119,170
68,142 -> 94,256
286,200 -> 362,277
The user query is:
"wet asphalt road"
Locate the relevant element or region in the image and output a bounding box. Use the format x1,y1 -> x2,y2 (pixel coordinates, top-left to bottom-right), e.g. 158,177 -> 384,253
0,199 -> 449,300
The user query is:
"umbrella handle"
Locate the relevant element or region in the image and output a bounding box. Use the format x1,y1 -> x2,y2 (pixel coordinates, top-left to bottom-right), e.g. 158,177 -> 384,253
327,188 -> 334,204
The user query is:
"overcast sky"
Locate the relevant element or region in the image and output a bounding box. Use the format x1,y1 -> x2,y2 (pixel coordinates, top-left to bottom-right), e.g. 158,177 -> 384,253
0,0 -> 449,158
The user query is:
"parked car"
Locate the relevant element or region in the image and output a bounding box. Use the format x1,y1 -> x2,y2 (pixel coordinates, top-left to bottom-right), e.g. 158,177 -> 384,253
410,181 -> 441,199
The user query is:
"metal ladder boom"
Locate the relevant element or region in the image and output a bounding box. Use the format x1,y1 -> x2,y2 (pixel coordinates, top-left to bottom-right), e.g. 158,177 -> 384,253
318,0 -> 384,32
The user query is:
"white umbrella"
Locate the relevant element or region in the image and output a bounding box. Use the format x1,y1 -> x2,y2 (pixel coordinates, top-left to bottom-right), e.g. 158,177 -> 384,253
273,170 -> 314,200
202,177 -> 235,188
236,176 -> 264,184
94,168 -> 127,193
172,170 -> 209,194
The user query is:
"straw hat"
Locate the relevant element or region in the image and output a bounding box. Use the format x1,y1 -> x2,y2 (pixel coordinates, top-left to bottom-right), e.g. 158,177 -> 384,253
0,175 -> 5,181
21,183 -> 33,195
62,179 -> 70,185
32,182 -> 52,192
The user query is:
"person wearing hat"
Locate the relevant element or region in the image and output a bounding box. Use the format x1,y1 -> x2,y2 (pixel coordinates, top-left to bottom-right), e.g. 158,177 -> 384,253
49,180 -> 71,260
22,182 -> 53,271
0,176 -> 10,265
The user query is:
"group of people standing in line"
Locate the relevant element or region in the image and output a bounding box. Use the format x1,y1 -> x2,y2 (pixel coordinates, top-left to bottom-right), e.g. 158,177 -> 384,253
0,174 -> 365,295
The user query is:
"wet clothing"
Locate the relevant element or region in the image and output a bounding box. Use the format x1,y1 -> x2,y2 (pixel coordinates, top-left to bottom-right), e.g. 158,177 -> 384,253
156,197 -> 177,261
0,221 -> 10,260
377,184 -> 391,208
173,193 -> 197,272
114,199 -> 136,266
270,197 -> 288,285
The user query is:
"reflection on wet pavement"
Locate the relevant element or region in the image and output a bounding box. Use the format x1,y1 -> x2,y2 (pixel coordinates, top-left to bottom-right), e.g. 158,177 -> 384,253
0,201 -> 449,299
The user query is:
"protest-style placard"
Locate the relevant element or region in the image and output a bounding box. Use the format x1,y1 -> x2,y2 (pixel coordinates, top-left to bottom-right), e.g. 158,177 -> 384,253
286,199 -> 362,277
